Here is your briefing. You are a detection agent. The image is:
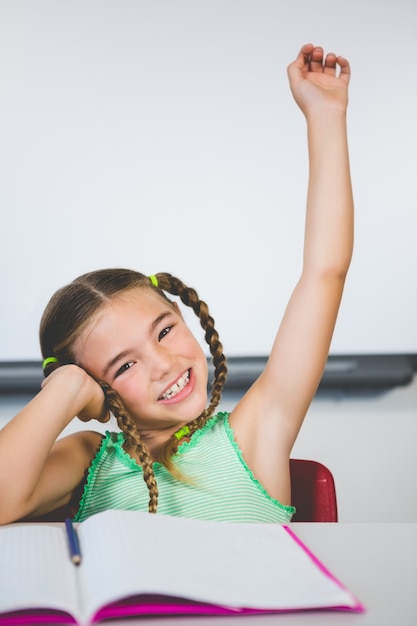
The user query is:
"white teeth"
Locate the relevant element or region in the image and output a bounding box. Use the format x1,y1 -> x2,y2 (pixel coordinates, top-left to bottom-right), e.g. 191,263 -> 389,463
160,370 -> 190,400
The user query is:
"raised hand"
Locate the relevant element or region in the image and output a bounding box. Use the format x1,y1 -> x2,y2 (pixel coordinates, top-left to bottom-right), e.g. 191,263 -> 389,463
287,43 -> 350,116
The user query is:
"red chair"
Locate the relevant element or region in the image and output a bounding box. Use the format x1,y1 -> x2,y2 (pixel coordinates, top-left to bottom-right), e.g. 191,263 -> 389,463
290,459 -> 338,522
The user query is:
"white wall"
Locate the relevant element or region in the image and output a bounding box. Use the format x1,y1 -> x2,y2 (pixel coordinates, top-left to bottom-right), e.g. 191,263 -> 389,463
0,0 -> 416,361
1,377 -> 416,522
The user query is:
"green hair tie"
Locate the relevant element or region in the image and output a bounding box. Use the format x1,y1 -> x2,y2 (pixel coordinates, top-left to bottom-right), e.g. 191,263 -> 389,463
149,275 -> 158,287
174,425 -> 190,441
42,356 -> 59,371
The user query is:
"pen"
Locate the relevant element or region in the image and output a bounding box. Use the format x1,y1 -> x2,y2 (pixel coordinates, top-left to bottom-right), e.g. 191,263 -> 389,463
65,518 -> 82,566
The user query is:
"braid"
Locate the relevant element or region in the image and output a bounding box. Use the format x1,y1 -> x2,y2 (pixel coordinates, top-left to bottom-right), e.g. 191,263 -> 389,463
156,273 -> 227,473
99,381 -> 158,513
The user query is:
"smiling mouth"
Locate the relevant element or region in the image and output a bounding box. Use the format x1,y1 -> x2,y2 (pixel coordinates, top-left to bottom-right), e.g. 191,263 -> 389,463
159,370 -> 190,401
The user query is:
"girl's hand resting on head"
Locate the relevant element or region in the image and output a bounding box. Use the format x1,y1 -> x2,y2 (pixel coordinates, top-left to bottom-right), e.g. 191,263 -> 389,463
41,364 -> 110,424
287,43 -> 350,116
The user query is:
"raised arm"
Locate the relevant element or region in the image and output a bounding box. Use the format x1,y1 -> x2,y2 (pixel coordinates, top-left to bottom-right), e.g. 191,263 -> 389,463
230,44 -> 354,502
0,365 -> 106,524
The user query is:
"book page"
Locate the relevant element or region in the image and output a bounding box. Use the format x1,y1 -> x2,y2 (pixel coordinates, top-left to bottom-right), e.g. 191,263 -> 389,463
77,509 -> 357,620
0,524 -> 81,620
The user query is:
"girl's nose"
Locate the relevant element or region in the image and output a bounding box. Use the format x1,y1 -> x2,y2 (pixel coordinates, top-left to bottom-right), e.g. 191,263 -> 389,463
148,346 -> 176,380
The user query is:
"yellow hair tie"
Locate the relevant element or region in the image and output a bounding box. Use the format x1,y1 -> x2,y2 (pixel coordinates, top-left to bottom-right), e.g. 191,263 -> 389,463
42,356 -> 59,371
149,275 -> 158,287
174,425 -> 190,441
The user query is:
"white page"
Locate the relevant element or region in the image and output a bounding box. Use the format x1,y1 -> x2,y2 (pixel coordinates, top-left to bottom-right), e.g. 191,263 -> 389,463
0,524 -> 81,620
77,509 -> 355,620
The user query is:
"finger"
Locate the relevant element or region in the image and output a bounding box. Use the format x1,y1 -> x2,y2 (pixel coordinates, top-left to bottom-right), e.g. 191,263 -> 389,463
309,46 -> 324,72
300,42 -> 314,64
288,43 -> 313,74
323,52 -> 337,75
287,42 -> 314,82
336,55 -> 351,83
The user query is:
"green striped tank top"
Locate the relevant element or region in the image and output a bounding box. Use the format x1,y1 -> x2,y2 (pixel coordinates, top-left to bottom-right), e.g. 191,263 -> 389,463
74,411 -> 295,524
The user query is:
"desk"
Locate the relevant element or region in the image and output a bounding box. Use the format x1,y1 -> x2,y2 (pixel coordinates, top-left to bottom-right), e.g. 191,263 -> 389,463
102,522 -> 416,626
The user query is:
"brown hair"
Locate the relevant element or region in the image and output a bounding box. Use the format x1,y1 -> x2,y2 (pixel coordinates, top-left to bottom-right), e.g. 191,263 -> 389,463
39,269 -> 227,513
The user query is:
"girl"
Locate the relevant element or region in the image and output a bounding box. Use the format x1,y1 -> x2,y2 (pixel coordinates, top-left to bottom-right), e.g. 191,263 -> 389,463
0,43 -> 353,525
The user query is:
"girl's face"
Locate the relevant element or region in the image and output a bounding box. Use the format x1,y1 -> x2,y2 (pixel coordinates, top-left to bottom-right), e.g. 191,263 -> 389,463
75,289 -> 209,433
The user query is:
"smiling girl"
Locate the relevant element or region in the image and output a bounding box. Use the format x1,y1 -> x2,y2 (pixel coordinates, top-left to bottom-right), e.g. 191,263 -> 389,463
0,43 -> 353,525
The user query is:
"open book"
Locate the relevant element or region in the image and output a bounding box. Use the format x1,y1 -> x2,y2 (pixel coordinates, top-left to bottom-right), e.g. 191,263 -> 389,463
0,509 -> 364,625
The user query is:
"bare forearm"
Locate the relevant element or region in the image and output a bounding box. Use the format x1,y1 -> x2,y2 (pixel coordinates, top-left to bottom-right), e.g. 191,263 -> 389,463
303,109 -> 354,275
0,382 -> 78,465
0,367 -> 101,519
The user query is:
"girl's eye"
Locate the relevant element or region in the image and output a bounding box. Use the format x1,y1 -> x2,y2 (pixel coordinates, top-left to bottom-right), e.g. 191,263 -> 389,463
115,361 -> 134,378
158,326 -> 172,341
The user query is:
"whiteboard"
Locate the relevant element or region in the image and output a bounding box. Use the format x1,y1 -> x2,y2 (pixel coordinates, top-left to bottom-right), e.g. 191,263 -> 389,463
0,0 -> 416,361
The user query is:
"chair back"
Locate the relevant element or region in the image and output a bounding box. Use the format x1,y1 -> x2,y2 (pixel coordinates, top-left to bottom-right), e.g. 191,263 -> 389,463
290,459 -> 338,522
